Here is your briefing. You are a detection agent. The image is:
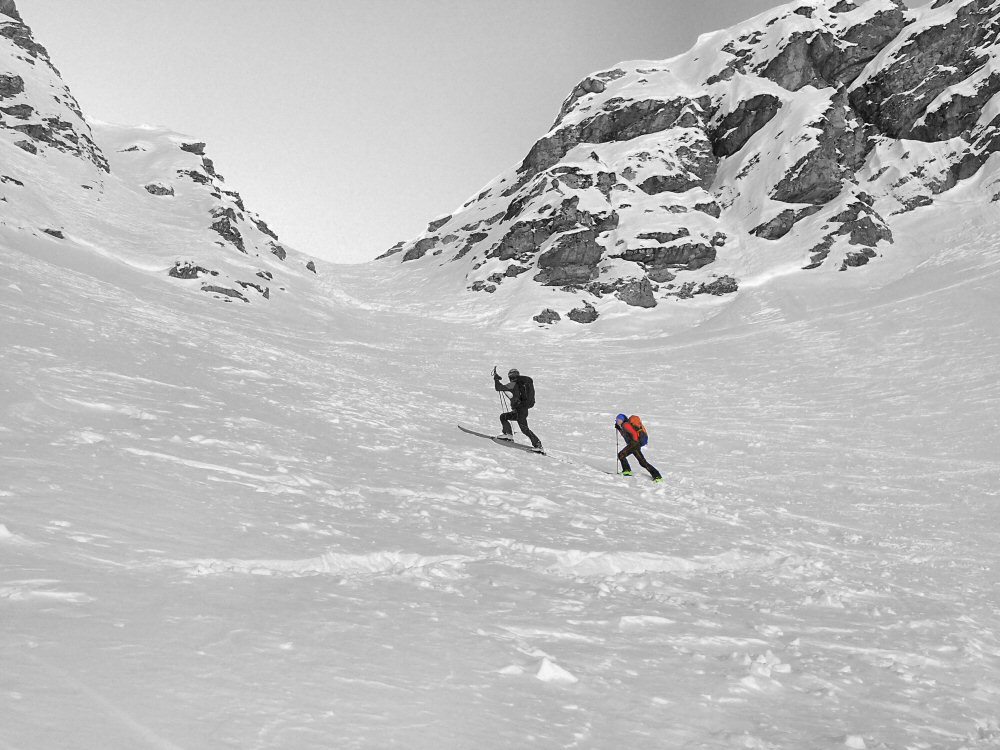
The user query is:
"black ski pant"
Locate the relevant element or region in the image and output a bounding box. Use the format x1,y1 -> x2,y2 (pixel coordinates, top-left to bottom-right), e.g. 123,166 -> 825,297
618,443 -> 661,480
500,407 -> 541,448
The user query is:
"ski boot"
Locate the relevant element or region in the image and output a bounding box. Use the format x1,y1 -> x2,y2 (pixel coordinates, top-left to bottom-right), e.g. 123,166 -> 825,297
495,434 -> 514,442
621,470 -> 633,477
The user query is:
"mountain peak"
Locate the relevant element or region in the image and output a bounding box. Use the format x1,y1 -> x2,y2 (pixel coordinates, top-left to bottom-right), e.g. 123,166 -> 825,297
0,2 -> 108,171
1,5 -> 320,307
380,0 -> 1000,327
0,0 -> 20,22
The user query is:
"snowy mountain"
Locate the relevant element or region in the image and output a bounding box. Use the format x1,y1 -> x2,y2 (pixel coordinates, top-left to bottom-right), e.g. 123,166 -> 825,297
3,1 -> 1000,749
0,1 -> 317,305
382,0 -> 1000,325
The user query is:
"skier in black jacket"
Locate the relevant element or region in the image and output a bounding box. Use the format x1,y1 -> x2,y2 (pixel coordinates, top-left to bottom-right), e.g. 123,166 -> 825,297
494,367 -> 543,452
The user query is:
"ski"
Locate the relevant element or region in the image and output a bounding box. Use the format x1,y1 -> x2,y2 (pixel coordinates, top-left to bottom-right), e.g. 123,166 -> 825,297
457,424 -> 546,455
458,425 -> 663,482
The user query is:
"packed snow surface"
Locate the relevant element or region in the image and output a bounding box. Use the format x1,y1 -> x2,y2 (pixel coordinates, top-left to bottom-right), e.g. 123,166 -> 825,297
4,0 -> 1000,745
3,179 -> 999,749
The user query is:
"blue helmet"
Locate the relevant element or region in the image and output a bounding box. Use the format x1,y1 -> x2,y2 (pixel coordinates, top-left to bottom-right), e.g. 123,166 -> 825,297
616,413 -> 627,422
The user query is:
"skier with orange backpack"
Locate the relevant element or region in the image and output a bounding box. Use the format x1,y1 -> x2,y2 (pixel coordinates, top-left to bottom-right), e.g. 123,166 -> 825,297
615,414 -> 662,482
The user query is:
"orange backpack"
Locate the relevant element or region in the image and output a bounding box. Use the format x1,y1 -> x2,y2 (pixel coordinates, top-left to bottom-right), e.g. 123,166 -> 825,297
628,415 -> 648,446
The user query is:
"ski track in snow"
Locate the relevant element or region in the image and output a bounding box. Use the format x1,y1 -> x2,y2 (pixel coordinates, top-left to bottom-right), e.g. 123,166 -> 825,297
3,223 -> 1000,746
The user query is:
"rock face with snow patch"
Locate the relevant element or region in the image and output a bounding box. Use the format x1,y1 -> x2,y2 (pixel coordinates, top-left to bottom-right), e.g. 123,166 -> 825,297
382,0 -> 1000,322
0,0 -> 318,305
0,6 -> 107,171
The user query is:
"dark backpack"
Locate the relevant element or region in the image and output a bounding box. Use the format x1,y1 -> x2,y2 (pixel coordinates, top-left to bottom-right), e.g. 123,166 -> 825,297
516,375 -> 535,408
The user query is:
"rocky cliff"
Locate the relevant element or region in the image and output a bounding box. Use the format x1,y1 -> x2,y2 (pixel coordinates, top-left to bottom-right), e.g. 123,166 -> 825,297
0,1 -> 316,304
381,0 -> 1000,324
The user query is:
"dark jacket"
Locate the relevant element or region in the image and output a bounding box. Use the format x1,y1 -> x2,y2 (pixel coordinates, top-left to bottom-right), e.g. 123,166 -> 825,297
616,421 -> 641,446
495,376 -> 524,408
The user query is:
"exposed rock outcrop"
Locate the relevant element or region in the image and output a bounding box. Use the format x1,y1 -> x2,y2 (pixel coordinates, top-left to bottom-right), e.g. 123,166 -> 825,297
534,229 -> 604,286
771,93 -> 872,205
751,206 -> 821,240
0,7 -> 108,171
803,193 -> 893,269
712,94 -> 782,157
0,0 -> 312,312
533,308 -> 561,325
850,1 -> 994,140
210,208 -> 246,253
758,3 -> 907,91
382,0 -> 1000,324
169,261 -> 216,279
697,275 -> 739,295
145,183 -> 174,196
618,241 -> 716,272
0,0 -> 22,21
201,285 -> 248,302
402,237 -> 439,262
0,72 -> 23,98
616,278 -> 657,308
567,301 -> 599,324
520,97 -> 702,180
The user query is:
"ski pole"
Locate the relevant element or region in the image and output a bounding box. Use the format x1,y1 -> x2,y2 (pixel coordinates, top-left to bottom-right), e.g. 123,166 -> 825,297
494,367 -> 510,415
615,425 -> 620,475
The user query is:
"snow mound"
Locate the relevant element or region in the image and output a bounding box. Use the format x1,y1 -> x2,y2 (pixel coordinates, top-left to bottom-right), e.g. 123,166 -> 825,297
177,550 -> 473,581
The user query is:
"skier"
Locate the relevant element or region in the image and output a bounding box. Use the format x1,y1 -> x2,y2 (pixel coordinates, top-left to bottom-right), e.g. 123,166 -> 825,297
615,413 -> 662,482
494,367 -> 543,452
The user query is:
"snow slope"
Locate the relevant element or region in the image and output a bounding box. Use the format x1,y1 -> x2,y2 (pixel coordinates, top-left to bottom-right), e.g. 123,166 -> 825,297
3,171 -> 999,749
2,0 -> 1000,747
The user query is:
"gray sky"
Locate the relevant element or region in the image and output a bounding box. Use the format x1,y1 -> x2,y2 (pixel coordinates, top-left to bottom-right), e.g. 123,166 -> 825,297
23,1 -> 922,264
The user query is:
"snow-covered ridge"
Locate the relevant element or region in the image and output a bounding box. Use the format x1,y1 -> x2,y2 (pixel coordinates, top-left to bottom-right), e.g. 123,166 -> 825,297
0,1 -> 319,305
382,0 -> 1000,326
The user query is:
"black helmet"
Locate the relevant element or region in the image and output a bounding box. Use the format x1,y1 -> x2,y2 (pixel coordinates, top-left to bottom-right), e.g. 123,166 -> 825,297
508,368 -> 520,378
